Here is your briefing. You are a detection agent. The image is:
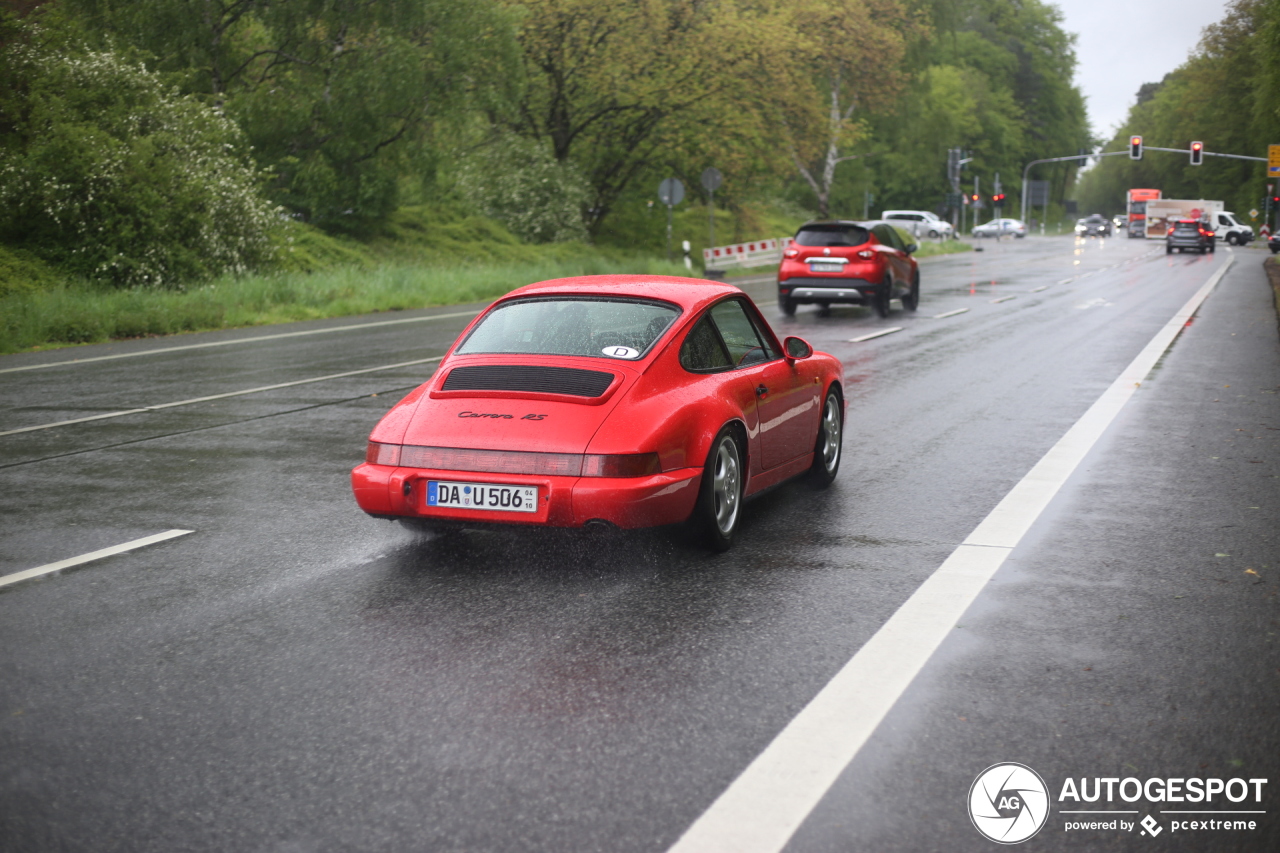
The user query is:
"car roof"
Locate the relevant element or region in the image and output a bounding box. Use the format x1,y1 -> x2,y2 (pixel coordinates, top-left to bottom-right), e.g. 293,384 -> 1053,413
498,274 -> 747,314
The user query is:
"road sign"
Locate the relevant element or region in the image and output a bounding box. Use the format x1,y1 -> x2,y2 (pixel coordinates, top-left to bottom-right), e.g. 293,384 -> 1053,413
700,168 -> 722,193
1249,209 -> 1259,219
1269,145 -> 1280,175
658,177 -> 685,207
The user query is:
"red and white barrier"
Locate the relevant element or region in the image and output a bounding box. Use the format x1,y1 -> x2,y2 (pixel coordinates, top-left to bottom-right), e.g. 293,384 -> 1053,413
703,237 -> 787,270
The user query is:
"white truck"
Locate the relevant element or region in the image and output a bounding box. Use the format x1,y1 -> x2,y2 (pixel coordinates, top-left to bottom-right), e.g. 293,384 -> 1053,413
1143,199 -> 1223,239
1210,210 -> 1254,245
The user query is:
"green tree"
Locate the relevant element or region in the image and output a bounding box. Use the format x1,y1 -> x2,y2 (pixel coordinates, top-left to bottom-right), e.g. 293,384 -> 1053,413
0,17 -> 278,286
65,0 -> 522,227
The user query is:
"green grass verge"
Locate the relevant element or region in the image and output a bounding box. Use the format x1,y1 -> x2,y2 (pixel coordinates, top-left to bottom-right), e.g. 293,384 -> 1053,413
0,255 -> 691,354
912,238 -> 974,258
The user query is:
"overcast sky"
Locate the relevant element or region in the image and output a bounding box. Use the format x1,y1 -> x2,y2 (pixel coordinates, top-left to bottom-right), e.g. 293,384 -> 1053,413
1055,0 -> 1233,140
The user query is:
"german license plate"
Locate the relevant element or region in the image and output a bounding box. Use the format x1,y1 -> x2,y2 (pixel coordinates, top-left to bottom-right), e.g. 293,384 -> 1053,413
809,262 -> 842,272
427,481 -> 538,513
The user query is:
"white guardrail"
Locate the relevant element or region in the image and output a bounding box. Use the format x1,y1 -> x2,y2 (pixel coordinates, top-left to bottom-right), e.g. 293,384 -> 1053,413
703,237 -> 787,271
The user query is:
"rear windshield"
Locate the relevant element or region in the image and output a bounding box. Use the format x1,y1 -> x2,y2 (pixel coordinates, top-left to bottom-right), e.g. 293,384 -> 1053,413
456,297 -> 679,360
1173,221 -> 1200,231
794,225 -> 870,247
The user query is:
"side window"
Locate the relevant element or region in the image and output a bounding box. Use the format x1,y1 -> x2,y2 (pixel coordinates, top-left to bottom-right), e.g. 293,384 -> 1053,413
679,316 -> 732,372
709,299 -> 771,367
873,224 -> 903,251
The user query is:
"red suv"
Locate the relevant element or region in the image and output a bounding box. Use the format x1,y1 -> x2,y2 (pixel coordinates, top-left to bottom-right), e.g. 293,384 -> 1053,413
777,220 -> 920,317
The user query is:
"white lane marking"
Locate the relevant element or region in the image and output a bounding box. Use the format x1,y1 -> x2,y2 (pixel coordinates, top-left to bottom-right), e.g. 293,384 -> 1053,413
0,356 -> 442,437
0,529 -> 193,590
991,295 -> 1017,303
1056,277 -> 1076,284
1029,285 -> 1049,293
932,308 -> 969,319
0,310 -> 479,375
847,327 -> 903,343
666,255 -> 1235,853
1076,298 -> 1113,310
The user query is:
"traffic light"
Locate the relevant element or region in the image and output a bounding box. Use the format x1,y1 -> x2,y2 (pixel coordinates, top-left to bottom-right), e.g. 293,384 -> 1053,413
1190,141 -> 1203,166
1130,135 -> 1143,160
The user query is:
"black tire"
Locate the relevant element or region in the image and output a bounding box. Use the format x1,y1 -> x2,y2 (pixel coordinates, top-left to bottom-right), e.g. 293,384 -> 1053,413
693,427 -> 744,551
817,302 -> 832,318
1166,245 -> 1172,254
780,294 -> 796,317
809,387 -> 842,487
901,273 -> 919,312
873,280 -> 892,318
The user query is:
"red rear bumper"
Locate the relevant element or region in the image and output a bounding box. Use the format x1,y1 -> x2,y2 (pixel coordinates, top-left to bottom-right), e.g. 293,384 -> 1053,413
351,463 -> 702,529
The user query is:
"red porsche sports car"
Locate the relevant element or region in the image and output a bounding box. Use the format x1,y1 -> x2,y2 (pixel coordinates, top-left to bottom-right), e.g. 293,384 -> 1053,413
352,275 -> 845,550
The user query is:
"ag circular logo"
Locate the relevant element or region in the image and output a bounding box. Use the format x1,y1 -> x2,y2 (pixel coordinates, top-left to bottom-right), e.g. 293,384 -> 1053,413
968,763 -> 1050,844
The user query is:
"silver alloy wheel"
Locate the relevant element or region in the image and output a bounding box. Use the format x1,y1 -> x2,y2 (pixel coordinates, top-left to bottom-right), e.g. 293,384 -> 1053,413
819,394 -> 841,474
711,435 -> 741,534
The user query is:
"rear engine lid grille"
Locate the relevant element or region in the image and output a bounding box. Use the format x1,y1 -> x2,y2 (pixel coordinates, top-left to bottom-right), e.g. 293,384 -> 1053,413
442,365 -> 616,398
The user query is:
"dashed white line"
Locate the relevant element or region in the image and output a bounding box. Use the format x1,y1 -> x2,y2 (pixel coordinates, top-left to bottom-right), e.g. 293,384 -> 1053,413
0,310 -> 479,375
848,327 -> 903,343
1056,277 -> 1076,284
0,356 -> 443,437
0,529 -> 193,590
932,308 -> 969,319
991,295 -> 1017,303
1029,285 -> 1049,293
666,255 -> 1235,853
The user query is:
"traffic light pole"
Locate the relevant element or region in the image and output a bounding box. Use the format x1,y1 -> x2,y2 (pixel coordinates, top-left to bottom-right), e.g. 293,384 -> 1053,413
1140,146 -> 1266,163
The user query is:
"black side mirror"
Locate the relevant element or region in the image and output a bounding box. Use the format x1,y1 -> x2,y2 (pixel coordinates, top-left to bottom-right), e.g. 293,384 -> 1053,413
784,336 -> 812,359
905,243 -> 919,254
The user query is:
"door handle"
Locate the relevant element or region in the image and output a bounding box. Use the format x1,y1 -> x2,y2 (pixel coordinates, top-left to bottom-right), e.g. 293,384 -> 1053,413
755,384 -> 768,398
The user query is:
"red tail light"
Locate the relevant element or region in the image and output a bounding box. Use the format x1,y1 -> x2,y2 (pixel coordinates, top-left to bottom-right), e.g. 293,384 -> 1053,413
857,249 -> 875,259
784,248 -> 799,258
366,441 -> 401,466
581,453 -> 663,478
365,444 -> 662,478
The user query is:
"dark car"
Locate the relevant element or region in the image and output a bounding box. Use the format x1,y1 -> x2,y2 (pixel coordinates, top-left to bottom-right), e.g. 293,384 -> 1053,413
1269,231 -> 1279,254
1165,218 -> 1215,254
777,220 -> 920,318
1075,213 -> 1112,237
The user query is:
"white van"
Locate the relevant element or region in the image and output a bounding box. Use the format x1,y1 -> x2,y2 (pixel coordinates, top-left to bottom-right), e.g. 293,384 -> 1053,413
1211,211 -> 1253,246
882,210 -> 953,239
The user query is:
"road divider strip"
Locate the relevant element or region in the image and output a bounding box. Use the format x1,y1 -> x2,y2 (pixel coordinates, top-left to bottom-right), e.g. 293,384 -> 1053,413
0,311 -> 478,375
932,308 -> 969,319
0,357 -> 444,437
847,327 -> 903,343
666,254 -> 1236,853
0,529 -> 193,590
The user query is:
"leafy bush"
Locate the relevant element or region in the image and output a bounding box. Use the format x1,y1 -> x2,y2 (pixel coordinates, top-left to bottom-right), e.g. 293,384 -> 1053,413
456,135 -> 590,243
0,28 -> 279,287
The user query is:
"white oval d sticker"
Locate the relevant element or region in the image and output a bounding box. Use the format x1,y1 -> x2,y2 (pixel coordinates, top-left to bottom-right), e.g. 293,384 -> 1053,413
603,346 -> 640,359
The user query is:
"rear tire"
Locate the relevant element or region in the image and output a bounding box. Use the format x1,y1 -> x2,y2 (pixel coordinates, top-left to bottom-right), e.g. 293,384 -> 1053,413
780,294 -> 796,317
693,427 -> 744,551
873,281 -> 892,318
809,388 -> 842,487
901,274 -> 919,312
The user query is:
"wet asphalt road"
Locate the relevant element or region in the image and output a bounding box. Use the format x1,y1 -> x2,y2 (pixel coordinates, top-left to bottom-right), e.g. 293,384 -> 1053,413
1,236 -> 1277,852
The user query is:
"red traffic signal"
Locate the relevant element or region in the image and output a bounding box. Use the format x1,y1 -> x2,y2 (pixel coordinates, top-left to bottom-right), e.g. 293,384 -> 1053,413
1130,135 -> 1143,160
1190,141 -> 1204,166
